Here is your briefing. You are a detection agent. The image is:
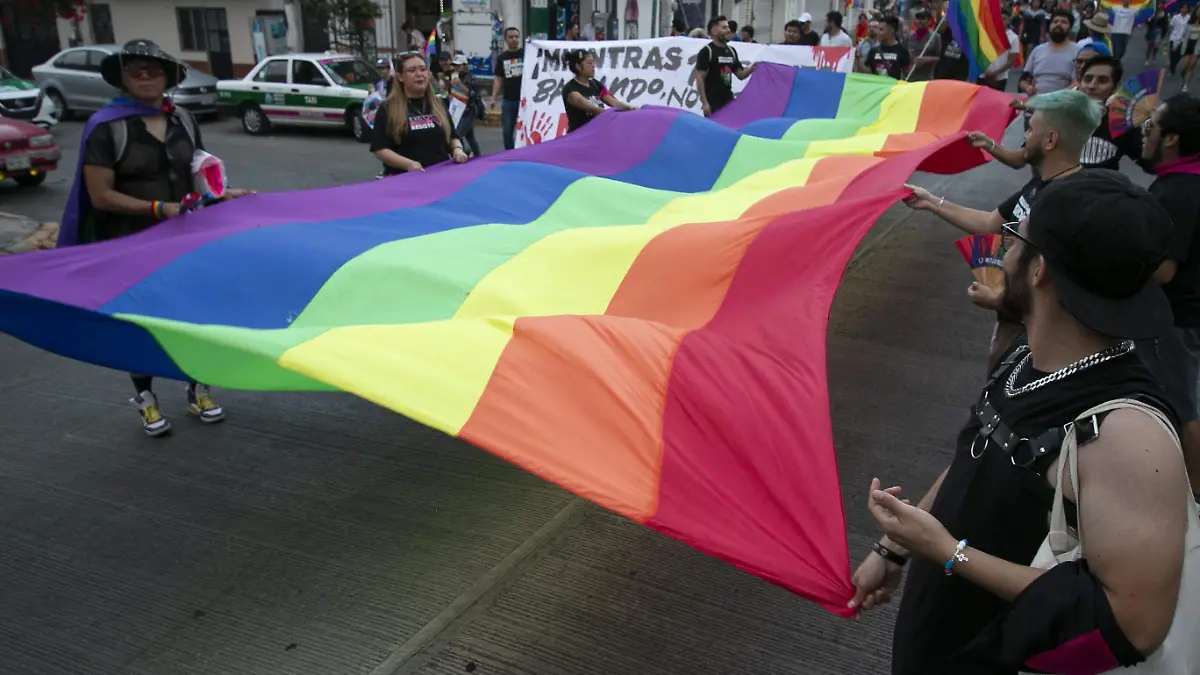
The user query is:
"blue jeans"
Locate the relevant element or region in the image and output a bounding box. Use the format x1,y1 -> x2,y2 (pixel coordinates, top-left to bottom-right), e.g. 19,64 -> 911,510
501,98 -> 519,150
1112,33 -> 1130,60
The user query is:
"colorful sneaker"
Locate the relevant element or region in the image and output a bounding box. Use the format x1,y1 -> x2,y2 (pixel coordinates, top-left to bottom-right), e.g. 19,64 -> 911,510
187,384 -> 225,424
130,391 -> 171,437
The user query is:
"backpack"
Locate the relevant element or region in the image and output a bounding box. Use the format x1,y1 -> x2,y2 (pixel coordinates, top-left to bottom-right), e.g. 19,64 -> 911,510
108,106 -> 198,166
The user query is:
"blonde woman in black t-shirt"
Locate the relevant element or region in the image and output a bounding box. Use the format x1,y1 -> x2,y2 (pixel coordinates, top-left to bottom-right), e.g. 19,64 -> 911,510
370,52 -> 468,176
561,49 -> 633,133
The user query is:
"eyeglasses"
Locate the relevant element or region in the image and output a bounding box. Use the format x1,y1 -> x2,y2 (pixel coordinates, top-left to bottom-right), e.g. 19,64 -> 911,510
1001,221 -> 1034,250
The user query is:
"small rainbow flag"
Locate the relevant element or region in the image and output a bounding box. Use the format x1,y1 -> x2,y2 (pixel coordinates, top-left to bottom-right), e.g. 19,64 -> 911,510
946,0 -> 1012,81
424,28 -> 438,63
1099,0 -> 1156,25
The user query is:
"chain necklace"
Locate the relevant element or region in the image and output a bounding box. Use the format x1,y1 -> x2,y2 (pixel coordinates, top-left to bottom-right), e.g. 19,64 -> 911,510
1004,340 -> 1136,398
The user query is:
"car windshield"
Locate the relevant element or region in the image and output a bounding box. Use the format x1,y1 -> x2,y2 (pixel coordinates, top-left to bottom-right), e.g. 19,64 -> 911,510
0,67 -> 16,80
319,58 -> 376,85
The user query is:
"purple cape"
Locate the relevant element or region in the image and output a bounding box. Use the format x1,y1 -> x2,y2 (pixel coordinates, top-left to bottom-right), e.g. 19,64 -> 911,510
57,97 -> 164,248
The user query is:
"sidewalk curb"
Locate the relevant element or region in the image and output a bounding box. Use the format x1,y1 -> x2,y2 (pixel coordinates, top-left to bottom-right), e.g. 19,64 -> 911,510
0,216 -> 58,255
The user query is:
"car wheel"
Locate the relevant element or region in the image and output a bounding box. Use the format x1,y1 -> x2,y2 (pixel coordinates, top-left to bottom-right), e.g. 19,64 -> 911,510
46,90 -> 69,121
241,103 -> 269,135
348,106 -> 370,142
14,173 -> 46,188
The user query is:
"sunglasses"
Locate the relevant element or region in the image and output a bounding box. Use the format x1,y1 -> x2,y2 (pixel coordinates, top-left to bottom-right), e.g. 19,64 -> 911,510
1001,221 -> 1034,250
123,63 -> 164,78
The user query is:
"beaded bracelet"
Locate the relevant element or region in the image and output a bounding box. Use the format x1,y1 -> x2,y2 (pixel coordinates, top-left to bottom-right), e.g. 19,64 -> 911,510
944,539 -> 969,576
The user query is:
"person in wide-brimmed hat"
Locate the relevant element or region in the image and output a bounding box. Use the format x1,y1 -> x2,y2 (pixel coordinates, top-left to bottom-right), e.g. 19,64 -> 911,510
58,37 -> 254,437
99,39 -> 188,93
1079,12 -> 1115,55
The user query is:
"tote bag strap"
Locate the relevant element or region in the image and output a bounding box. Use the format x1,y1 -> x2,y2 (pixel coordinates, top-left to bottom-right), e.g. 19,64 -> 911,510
1063,398 -> 1186,552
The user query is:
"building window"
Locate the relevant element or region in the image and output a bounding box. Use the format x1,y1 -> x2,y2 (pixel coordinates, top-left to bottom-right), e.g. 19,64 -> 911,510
177,7 -> 230,52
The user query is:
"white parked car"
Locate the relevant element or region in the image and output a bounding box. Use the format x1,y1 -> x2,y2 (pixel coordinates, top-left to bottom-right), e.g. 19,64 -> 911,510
0,67 -> 57,129
216,52 -> 376,142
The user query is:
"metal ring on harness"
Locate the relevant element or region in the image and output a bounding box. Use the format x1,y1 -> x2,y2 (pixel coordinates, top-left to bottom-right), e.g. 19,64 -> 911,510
970,434 -> 986,460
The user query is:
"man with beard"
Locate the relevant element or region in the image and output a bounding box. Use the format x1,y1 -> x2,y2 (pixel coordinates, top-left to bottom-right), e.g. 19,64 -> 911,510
693,16 -> 757,117
970,56 -> 1144,172
904,89 -> 1098,367
1139,94 -> 1200,500
1019,9 -> 1077,97
853,170 -> 1193,675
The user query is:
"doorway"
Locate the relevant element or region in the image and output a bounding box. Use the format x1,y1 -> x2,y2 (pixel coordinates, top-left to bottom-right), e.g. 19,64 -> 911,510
0,2 -> 61,77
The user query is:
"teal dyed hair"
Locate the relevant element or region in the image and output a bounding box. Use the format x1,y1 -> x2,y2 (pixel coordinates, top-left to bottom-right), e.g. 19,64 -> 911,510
1026,89 -> 1105,155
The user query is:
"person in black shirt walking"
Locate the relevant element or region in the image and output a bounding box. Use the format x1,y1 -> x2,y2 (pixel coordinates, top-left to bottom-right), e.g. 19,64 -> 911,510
490,27 -> 524,150
857,170 -> 1193,675
561,50 -> 632,133
693,15 -> 758,117
371,52 -> 468,176
1139,94 -> 1200,497
863,16 -> 911,79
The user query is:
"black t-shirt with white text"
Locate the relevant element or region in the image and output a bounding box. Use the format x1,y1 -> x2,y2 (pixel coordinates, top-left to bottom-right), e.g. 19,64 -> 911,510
562,78 -> 609,132
997,176 -> 1048,223
494,50 -> 524,101
369,98 -> 458,176
936,35 -> 970,81
1080,118 -> 1144,171
1154,173 -> 1200,326
695,42 -> 742,112
865,42 -> 911,79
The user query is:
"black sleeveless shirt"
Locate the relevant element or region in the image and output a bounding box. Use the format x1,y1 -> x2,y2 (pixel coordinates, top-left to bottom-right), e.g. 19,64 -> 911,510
890,335 -> 1175,675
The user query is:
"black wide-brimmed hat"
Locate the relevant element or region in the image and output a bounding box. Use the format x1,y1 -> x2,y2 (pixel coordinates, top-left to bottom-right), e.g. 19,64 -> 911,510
100,39 -> 188,89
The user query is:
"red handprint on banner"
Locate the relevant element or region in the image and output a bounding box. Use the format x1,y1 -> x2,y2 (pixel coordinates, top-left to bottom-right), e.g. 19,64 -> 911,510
812,47 -> 851,71
520,110 -> 569,146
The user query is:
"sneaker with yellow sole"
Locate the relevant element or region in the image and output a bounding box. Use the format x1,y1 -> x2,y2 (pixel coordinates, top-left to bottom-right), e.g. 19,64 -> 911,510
186,384 -> 225,423
130,391 -> 171,437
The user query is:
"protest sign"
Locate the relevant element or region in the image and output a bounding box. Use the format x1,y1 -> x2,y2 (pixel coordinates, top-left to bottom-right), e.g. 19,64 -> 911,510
515,37 -> 852,147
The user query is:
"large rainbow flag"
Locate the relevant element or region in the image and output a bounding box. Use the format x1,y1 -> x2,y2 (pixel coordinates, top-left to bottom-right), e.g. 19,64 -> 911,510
0,65 -> 1013,616
946,0 -> 1012,81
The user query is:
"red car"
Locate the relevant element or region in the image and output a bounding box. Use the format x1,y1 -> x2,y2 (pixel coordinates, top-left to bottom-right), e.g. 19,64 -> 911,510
0,117 -> 59,188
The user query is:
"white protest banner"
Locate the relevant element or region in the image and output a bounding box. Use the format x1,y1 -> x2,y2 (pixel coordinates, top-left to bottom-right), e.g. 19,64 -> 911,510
515,37 -> 853,147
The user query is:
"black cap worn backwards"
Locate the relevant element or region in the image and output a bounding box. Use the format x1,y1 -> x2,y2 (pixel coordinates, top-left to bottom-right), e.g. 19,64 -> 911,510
1027,169 -> 1174,340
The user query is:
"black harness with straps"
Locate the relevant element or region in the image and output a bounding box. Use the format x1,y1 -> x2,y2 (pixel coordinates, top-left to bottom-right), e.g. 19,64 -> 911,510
971,343 -> 1173,475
